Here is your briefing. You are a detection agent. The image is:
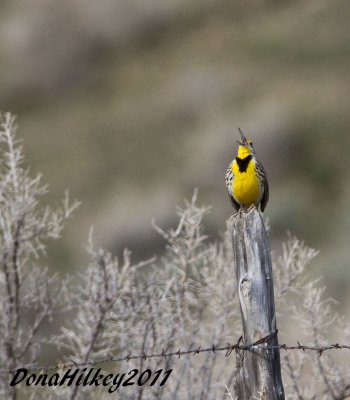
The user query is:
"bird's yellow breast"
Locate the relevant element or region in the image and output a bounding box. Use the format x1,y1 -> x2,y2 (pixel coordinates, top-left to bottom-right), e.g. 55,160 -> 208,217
232,159 -> 260,207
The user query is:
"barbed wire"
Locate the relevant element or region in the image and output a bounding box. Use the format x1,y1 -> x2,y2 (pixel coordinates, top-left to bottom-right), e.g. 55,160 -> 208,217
1,332 -> 350,375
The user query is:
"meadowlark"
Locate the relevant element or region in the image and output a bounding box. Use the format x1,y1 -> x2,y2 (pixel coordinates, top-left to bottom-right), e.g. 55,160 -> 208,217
225,128 -> 269,212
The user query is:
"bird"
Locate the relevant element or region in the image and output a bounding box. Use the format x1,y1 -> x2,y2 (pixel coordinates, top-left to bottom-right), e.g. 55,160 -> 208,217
225,128 -> 269,212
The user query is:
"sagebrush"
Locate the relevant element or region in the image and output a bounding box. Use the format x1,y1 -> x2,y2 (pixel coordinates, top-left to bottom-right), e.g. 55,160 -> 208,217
0,112 -> 349,400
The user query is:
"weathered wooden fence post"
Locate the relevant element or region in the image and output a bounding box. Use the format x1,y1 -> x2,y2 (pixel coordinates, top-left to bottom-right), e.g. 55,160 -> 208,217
228,207 -> 285,399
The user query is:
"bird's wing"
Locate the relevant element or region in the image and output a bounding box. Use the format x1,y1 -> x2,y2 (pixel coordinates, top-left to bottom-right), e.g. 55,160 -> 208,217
256,160 -> 269,212
260,178 -> 269,212
225,162 -> 240,211
229,193 -> 240,211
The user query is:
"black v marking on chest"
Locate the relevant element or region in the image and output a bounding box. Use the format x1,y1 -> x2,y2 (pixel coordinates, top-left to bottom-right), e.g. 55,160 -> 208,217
236,155 -> 253,172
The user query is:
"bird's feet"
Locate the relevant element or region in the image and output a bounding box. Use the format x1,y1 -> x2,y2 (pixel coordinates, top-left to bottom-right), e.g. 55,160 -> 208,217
247,204 -> 257,213
235,204 -> 257,217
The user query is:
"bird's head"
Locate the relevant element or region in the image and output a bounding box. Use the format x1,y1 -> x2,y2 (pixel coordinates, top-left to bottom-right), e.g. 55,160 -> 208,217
236,128 -> 255,158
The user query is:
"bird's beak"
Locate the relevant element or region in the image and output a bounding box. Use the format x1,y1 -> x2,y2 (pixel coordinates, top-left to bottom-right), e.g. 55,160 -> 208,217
237,128 -> 248,146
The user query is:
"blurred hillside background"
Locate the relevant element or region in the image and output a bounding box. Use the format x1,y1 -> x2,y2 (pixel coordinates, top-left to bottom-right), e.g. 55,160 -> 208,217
0,0 -> 350,310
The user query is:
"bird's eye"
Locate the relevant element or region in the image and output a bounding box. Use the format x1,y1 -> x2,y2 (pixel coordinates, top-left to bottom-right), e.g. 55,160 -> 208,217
249,141 -> 253,145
